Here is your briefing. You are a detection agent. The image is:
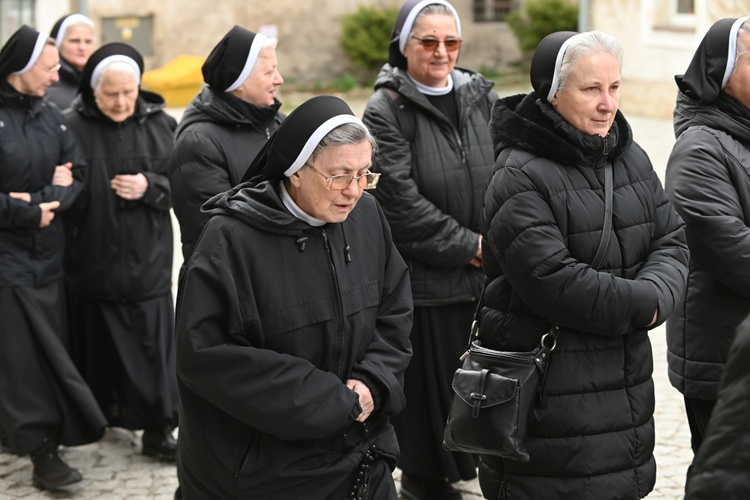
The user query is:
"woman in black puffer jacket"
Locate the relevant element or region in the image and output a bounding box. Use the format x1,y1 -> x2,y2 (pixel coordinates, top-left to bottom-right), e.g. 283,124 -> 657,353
665,16 -> 750,457
477,31 -> 688,499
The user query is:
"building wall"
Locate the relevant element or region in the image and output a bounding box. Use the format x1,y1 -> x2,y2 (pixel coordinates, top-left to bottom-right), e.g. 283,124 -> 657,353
41,0 -> 521,88
590,0 -> 747,118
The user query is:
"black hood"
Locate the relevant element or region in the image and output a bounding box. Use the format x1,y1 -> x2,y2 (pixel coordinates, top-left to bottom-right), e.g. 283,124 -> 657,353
175,85 -> 281,140
673,90 -> 750,145
488,91 -> 631,168
202,180 -> 308,237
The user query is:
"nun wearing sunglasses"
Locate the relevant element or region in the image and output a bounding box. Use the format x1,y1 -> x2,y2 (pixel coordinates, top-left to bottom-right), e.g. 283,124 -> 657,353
362,2 -> 497,497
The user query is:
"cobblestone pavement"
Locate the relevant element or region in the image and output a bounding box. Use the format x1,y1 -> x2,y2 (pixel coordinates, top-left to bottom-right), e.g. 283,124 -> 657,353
0,103 -> 694,499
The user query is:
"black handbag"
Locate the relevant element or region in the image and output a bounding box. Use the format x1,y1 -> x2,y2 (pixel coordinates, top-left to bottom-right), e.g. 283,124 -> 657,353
442,321 -> 559,461
442,163 -> 613,462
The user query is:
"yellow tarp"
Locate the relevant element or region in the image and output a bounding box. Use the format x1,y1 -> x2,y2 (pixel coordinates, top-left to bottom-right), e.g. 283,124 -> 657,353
142,54 -> 205,107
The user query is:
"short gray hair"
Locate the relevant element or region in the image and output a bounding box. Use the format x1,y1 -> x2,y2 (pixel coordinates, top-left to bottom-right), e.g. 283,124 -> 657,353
94,61 -> 139,92
735,18 -> 750,60
410,4 -> 456,38
309,123 -> 378,164
557,31 -> 623,94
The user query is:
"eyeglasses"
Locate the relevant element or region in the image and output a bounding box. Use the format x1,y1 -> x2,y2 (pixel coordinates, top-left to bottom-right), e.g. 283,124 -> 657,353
306,164 -> 381,191
39,62 -> 61,74
411,36 -> 462,52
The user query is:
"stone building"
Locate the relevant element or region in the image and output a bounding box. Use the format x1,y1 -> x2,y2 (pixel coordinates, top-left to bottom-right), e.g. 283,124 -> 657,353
3,0 -> 522,90
586,0 -> 748,118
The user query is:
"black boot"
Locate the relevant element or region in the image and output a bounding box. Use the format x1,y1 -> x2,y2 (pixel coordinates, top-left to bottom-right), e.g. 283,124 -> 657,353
30,438 -> 83,490
142,425 -> 177,461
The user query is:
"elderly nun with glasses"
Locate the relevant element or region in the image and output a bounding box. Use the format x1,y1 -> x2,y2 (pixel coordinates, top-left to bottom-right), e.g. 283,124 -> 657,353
63,43 -> 179,461
362,1 -> 497,497
0,25 -> 106,491
175,95 -> 413,499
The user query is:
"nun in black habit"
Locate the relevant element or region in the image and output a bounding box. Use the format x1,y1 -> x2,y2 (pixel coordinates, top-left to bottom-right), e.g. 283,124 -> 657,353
665,16 -> 750,458
63,43 -> 179,461
46,13 -> 96,109
175,95 -> 413,499
0,25 -> 106,491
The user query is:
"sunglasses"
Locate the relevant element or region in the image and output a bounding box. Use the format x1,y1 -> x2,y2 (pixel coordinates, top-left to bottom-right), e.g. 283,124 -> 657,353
411,36 -> 462,52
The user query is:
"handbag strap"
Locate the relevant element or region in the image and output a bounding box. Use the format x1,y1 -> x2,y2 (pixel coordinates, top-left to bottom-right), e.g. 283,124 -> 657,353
591,163 -> 613,270
467,165 -> 613,355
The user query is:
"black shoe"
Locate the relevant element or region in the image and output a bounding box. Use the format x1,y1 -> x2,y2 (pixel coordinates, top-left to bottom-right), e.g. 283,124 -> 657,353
400,473 -> 462,500
31,438 -> 83,490
142,426 -> 177,461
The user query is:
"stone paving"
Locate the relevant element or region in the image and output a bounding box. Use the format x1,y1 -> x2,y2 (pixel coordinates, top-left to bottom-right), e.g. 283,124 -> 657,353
0,101 -> 694,499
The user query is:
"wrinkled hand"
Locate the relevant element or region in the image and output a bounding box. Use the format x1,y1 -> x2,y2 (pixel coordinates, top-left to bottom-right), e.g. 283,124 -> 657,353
9,192 -> 31,203
347,379 -> 374,423
111,173 -> 148,200
38,201 -> 60,228
52,162 -> 73,186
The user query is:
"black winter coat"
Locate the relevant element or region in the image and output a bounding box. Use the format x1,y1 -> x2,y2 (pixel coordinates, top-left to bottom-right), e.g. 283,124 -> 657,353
175,182 -> 413,499
63,90 -> 175,301
362,65 -> 496,306
478,93 -> 689,499
168,86 -> 285,261
46,59 -> 80,111
0,82 -> 85,287
685,313 -> 750,499
665,92 -> 750,400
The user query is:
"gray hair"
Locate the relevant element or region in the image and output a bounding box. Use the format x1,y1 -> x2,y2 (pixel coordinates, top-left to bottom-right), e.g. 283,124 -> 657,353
309,123 -> 378,164
557,31 -> 623,94
94,61 -> 139,92
735,18 -> 750,61
410,4 -> 456,38
248,38 -> 279,76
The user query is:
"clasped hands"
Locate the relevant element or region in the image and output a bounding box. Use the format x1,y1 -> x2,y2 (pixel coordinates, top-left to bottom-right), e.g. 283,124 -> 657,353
9,162 -> 73,228
347,379 -> 374,423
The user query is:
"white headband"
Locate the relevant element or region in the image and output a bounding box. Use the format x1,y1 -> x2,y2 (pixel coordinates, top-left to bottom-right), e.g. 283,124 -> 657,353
283,115 -> 368,177
721,16 -> 750,89
398,0 -> 461,55
13,32 -> 48,75
90,55 -> 141,88
225,32 -> 268,92
55,14 -> 94,49
547,33 -> 584,102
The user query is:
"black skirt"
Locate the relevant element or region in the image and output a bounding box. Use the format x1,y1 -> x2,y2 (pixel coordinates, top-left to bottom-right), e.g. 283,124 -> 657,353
70,293 -> 179,430
394,302 -> 478,482
0,281 -> 106,454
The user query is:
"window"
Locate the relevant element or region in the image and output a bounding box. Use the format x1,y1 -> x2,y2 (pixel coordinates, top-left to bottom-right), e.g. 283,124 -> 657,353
676,0 -> 695,14
473,0 -> 516,23
0,0 -> 35,44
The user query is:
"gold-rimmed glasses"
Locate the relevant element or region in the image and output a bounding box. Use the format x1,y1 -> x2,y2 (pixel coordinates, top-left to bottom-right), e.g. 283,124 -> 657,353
306,163 -> 380,191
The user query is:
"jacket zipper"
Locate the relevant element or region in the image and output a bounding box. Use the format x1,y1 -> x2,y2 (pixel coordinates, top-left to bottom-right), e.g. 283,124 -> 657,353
322,229 -> 346,378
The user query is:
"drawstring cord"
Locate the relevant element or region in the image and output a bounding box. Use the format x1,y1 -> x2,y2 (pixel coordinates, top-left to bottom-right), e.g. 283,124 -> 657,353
296,236 -> 308,252
342,224 -> 352,263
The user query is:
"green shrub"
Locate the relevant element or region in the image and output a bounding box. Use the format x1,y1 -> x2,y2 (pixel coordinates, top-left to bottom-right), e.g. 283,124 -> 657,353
340,5 -> 399,76
507,0 -> 579,56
